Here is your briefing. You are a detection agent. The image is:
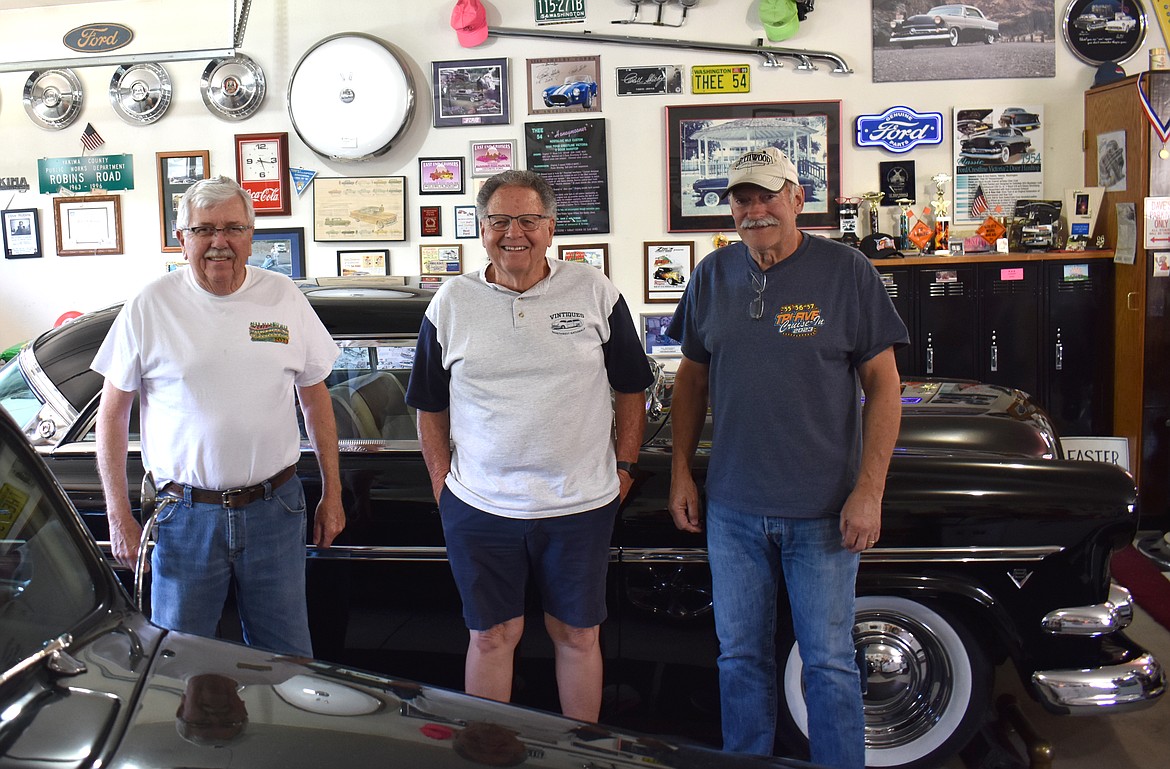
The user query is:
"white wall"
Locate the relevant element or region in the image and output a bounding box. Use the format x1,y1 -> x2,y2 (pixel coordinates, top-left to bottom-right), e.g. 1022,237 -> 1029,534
0,0 -> 1157,348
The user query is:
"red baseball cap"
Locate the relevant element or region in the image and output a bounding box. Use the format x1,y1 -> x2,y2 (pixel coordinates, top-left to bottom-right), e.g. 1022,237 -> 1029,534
451,0 -> 489,48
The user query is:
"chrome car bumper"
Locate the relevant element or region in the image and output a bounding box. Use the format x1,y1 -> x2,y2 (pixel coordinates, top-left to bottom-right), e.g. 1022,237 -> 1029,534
890,30 -> 949,44
1032,653 -> 1165,713
1041,582 -> 1134,636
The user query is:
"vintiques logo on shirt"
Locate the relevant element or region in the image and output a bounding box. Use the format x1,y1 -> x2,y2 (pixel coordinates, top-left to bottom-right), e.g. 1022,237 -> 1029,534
774,303 -> 823,337
249,322 -> 290,344
549,311 -> 585,335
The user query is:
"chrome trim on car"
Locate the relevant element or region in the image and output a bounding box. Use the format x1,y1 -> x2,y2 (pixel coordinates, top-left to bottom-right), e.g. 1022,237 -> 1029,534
618,545 -> 1062,564
1032,653 -> 1165,712
1041,582 -> 1135,636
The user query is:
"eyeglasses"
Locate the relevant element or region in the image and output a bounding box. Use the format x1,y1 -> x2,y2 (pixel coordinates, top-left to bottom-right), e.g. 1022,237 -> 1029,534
183,225 -> 253,239
749,271 -> 767,320
483,213 -> 550,232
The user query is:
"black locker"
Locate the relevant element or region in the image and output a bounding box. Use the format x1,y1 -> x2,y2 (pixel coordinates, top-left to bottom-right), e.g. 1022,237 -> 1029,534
979,261 -> 1040,398
875,266 -> 915,376
915,264 -> 979,381
1043,259 -> 1113,435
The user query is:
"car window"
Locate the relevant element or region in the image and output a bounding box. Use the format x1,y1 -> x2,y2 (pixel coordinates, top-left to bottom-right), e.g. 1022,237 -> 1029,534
0,359 -> 42,434
1,429 -> 102,671
302,340 -> 418,449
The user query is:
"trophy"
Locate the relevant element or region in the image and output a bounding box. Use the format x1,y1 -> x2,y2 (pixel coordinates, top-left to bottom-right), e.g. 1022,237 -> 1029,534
930,173 -> 952,255
861,191 -> 885,237
895,197 -> 915,251
836,196 -> 860,247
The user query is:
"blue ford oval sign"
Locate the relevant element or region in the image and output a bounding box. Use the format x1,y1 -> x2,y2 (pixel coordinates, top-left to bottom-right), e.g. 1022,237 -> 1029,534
855,106 -> 944,154
63,23 -> 134,54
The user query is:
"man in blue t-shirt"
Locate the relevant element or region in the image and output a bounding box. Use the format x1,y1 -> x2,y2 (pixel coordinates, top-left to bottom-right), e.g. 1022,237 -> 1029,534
667,148 -> 908,769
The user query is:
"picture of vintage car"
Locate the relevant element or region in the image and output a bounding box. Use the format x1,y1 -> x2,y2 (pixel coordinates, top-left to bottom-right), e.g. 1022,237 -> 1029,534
1105,14 -> 1138,33
959,126 -> 1033,163
692,175 -> 818,207
542,77 -> 597,109
888,4 -> 998,47
1073,12 -> 1107,31
0,284 -> 1163,769
348,205 -> 398,228
999,106 -> 1041,131
653,265 -> 685,285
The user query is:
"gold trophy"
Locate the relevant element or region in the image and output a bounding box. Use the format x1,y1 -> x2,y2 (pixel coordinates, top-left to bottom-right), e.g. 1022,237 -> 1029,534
930,173 -> 952,255
896,197 -> 915,251
861,191 -> 885,237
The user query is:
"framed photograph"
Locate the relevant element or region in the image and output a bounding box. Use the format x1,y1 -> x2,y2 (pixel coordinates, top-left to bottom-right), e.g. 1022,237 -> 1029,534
53,195 -> 123,256
251,227 -> 306,279
471,140 -> 517,177
156,150 -> 210,252
644,241 -> 694,303
557,243 -> 609,276
527,55 -> 601,115
419,157 -> 465,195
665,101 -> 841,232
432,57 -> 509,127
421,244 -> 463,275
2,208 -> 42,259
454,205 -> 479,239
313,176 -> 407,242
337,249 -> 389,277
640,313 -> 683,357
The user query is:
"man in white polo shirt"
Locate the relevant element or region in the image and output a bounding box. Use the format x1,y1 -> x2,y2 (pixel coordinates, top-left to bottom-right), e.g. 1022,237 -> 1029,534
407,170 -> 652,722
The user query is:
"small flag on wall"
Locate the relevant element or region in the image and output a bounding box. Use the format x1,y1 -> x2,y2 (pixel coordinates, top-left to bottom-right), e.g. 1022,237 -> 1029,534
80,123 -> 105,151
969,184 -> 989,218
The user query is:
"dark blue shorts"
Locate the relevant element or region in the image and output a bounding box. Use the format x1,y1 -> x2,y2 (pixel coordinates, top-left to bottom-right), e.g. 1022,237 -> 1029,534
439,487 -> 619,631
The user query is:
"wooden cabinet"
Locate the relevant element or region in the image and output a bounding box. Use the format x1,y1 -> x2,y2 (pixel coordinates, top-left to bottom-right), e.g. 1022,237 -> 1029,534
1085,73 -> 1170,530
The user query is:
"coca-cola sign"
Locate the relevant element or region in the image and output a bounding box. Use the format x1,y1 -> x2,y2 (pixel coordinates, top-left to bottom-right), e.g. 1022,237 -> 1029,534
855,106 -> 944,154
243,181 -> 283,212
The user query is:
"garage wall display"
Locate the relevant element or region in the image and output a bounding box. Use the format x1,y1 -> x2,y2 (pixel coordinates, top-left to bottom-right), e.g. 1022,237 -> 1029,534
527,55 -> 601,115
1062,0 -> 1146,65
251,227 -> 305,279
644,241 -> 693,303
53,195 -> 123,255
109,62 -> 172,125
557,243 -> 608,275
952,104 -> 1045,225
666,101 -> 841,232
156,150 -> 209,252
420,244 -> 463,275
313,176 -> 407,242
432,58 -> 509,128
527,118 -> 610,235
337,249 -> 389,276
419,157 -> 464,195
2,208 -> 41,259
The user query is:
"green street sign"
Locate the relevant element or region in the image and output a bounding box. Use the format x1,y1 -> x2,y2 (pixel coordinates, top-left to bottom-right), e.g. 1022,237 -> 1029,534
37,154 -> 134,194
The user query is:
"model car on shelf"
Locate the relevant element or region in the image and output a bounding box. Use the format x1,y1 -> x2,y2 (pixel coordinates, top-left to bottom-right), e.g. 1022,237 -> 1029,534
959,127 -> 1033,164
998,107 -> 1040,131
0,406 -> 826,769
888,4 -> 998,47
1,283 -> 1163,769
542,77 -> 597,109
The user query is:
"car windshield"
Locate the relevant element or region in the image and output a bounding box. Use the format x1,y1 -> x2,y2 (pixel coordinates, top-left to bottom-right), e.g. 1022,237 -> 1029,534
1,418 -> 103,673
0,359 -> 42,434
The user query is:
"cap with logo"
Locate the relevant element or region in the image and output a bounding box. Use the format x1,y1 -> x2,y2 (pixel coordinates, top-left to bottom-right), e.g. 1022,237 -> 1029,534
721,147 -> 801,199
859,233 -> 905,259
451,0 -> 489,48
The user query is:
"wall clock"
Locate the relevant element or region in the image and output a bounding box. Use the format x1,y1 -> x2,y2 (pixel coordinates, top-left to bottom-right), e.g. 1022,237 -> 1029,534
235,132 -> 290,216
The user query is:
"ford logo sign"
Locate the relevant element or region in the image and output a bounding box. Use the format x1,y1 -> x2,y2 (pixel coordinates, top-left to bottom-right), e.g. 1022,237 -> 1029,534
855,106 -> 944,154
63,23 -> 134,54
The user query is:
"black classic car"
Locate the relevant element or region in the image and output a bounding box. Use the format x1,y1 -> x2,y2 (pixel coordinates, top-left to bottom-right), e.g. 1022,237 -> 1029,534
959,127 -> 1032,164
0,405 -> 824,769
692,176 -> 818,208
0,283 -> 1164,769
888,4 -> 998,47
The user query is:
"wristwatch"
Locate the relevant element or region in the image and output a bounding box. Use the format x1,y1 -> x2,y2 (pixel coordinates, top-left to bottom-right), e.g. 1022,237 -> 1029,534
616,461 -> 639,477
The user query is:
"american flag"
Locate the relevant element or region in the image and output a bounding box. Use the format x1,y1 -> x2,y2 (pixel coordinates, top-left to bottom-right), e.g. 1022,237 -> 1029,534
80,123 -> 105,152
969,185 -> 989,218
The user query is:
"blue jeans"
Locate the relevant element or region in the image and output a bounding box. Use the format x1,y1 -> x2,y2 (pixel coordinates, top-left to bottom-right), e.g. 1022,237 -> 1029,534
706,502 -> 864,769
151,476 -> 313,657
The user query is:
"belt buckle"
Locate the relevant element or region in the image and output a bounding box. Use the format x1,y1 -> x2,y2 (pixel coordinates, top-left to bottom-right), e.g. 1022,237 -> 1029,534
221,487 -> 248,508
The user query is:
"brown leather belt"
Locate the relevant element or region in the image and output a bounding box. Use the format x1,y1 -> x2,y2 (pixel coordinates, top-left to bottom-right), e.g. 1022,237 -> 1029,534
160,465 -> 297,509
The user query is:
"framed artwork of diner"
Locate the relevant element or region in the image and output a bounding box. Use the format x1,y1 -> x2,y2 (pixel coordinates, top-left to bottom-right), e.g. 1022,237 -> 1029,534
665,100 -> 841,232
156,150 -> 210,252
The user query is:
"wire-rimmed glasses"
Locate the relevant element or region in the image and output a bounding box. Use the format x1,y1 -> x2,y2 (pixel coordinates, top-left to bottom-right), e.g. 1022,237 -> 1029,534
749,271 -> 767,320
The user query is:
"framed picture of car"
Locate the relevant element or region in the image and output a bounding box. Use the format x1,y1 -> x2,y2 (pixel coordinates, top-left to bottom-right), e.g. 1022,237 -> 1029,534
557,242 -> 609,275
251,227 -> 306,279
418,157 -> 465,195
155,150 -> 209,252
526,55 -> 601,115
644,240 -> 693,303
665,101 -> 841,232
1062,0 -> 1147,65
313,176 -> 407,242
432,58 -> 509,128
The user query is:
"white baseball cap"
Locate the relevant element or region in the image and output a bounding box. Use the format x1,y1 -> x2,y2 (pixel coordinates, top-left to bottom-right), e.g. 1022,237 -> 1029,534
723,147 -> 800,198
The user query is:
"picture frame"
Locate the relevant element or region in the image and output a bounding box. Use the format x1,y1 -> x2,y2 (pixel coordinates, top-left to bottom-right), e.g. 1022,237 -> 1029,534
313,176 -> 407,242
420,206 -> 442,237
527,55 -> 601,116
665,100 -> 842,232
251,227 -> 306,279
53,194 -> 123,256
557,243 -> 609,276
470,140 -> 517,177
640,313 -> 683,357
432,57 -> 510,128
337,249 -> 390,277
2,208 -> 42,259
420,244 -> 463,275
454,205 -> 479,239
419,157 -> 465,195
156,150 -> 210,252
644,241 -> 694,303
